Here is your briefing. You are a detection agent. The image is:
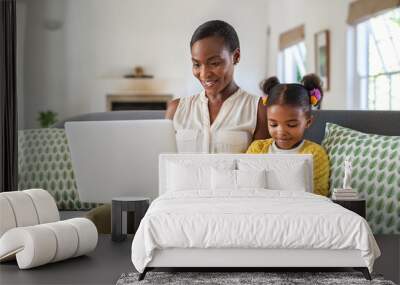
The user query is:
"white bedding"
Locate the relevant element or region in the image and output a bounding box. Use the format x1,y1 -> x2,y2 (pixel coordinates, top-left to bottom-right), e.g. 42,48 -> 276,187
131,190 -> 380,273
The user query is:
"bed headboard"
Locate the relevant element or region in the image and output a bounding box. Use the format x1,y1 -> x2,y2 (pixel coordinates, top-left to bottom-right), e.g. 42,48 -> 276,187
158,154 -> 313,195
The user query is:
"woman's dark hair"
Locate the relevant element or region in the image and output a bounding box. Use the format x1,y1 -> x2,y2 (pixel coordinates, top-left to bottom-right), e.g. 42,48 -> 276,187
260,74 -> 324,115
190,20 -> 240,52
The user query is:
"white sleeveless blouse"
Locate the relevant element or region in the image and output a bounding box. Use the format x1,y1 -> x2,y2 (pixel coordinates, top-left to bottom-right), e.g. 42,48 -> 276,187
173,88 -> 259,153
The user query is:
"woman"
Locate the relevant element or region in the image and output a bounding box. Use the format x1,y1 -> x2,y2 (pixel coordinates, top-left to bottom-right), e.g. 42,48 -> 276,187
166,20 -> 268,153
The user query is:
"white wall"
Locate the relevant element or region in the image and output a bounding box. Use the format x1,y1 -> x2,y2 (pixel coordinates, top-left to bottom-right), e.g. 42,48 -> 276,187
266,0 -> 353,110
20,0 -> 270,128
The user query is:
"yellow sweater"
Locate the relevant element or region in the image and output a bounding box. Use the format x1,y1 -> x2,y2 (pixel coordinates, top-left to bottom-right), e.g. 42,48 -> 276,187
246,139 -> 330,196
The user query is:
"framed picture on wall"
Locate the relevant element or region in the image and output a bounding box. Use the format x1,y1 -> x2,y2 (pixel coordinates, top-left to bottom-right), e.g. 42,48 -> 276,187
314,30 -> 330,91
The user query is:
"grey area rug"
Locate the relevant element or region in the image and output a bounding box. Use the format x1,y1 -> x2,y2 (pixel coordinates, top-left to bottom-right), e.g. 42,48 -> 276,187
116,272 -> 396,285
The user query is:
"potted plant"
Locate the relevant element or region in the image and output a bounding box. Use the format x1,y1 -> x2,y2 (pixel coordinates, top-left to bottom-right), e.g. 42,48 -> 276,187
37,110 -> 58,128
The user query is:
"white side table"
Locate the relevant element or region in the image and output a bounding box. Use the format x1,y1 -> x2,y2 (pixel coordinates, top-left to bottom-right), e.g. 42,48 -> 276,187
111,197 -> 150,242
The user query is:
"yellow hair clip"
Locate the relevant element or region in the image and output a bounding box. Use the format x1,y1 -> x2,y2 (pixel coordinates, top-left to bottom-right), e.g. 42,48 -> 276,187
261,95 -> 268,106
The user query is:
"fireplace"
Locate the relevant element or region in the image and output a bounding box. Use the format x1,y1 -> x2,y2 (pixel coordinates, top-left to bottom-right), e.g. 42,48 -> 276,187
106,94 -> 173,111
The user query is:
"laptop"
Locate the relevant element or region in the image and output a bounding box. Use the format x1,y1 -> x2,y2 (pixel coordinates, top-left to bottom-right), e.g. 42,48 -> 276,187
65,120 -> 177,203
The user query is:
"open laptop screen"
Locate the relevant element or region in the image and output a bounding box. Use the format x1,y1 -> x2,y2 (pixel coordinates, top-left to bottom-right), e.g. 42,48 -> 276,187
65,120 -> 177,203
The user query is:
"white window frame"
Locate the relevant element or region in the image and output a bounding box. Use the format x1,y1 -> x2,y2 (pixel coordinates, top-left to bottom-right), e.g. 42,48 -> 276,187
349,8 -> 400,110
277,41 -> 306,83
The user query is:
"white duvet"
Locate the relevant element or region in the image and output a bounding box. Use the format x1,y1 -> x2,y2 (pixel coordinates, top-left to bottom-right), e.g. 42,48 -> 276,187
131,190 -> 380,273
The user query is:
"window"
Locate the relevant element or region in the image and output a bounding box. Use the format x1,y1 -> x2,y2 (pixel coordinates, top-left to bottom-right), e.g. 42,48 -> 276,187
278,42 -> 306,83
355,8 -> 400,110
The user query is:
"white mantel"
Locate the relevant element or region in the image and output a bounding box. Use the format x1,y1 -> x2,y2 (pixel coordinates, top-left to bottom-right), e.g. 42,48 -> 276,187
92,77 -> 185,112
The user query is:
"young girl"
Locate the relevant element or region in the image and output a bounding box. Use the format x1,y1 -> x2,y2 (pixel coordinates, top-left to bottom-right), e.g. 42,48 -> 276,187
246,74 -> 329,196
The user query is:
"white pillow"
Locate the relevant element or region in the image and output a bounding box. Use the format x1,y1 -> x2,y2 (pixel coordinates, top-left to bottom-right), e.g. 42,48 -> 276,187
211,168 -> 236,190
266,164 -> 306,191
238,158 -> 308,191
236,169 -> 267,189
167,159 -> 235,191
211,168 -> 267,190
167,162 -> 209,191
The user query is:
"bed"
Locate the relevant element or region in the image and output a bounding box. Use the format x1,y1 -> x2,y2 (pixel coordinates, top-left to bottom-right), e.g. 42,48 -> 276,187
131,154 -> 380,280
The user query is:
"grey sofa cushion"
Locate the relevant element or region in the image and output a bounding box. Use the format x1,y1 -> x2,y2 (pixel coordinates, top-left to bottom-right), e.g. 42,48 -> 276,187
54,110 -> 400,141
306,110 -> 400,143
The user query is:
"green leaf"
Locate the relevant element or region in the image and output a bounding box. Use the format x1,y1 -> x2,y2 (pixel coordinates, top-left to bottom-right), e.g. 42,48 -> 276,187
376,198 -> 384,211
54,191 -> 60,202
388,161 -> 396,172
378,160 -> 387,170
352,168 -> 358,179
345,146 -> 353,156
386,216 -> 394,228
375,213 -> 383,225
390,142 -> 399,151
380,149 -> 388,160
63,191 -> 68,201
377,172 -> 385,183
377,185 -> 385,197
70,190 -> 76,200
372,140 -> 380,148
367,184 -> 375,195
369,159 -> 378,169
386,187 -> 394,199
367,211 -> 374,221
60,201 -> 66,210
368,171 -> 376,181
387,173 -> 395,186
358,168 -> 367,179
386,201 -> 394,214
50,180 -> 56,190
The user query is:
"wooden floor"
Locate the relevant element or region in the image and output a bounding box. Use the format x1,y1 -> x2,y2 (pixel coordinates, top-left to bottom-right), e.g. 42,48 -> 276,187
0,235 -> 398,285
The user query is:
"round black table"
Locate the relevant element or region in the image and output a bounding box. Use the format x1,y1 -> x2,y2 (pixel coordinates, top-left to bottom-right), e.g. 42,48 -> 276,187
111,197 -> 150,242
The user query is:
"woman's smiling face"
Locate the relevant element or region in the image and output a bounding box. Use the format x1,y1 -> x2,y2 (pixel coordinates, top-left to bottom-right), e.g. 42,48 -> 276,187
267,104 -> 313,150
191,36 -> 239,97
